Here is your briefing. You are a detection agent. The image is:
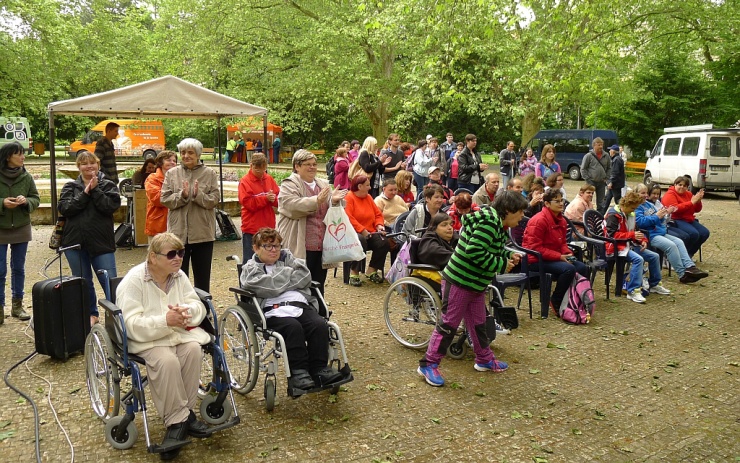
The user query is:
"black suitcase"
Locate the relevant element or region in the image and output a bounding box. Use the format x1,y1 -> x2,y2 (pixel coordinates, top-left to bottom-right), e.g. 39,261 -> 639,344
215,208 -> 241,241
32,276 -> 91,361
115,222 -> 133,248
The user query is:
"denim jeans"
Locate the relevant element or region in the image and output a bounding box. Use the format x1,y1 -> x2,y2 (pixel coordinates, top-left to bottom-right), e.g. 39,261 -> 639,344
669,219 -> 709,258
625,248 -> 661,293
64,249 -> 117,317
0,242 -> 29,306
650,234 -> 694,277
413,173 -> 429,200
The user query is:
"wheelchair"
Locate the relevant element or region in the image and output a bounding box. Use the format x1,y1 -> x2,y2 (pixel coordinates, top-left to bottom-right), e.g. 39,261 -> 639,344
221,256 -> 353,411
84,280 -> 240,454
383,237 -> 513,358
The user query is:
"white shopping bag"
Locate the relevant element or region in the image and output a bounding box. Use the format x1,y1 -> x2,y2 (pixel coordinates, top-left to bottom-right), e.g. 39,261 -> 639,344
321,205 -> 366,265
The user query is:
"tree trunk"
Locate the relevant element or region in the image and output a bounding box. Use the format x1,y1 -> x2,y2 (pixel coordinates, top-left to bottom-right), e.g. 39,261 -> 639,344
367,101 -> 389,145
521,112 -> 542,148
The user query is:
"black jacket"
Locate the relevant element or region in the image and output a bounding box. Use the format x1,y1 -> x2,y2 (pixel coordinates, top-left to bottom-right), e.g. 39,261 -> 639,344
608,154 -> 625,189
457,147 -> 484,185
59,171 -> 121,256
416,230 -> 458,268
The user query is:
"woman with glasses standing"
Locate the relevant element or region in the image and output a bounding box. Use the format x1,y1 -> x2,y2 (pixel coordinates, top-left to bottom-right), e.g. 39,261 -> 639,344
161,138 -> 220,293
522,189 -> 589,314
58,151 -> 120,326
0,142 -> 40,323
277,150 -> 347,294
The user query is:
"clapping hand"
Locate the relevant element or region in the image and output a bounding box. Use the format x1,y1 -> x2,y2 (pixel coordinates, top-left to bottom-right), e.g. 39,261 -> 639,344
84,176 -> 98,194
166,304 -> 192,329
181,180 -> 190,199
331,188 -> 348,204
317,186 -> 331,204
479,163 -> 489,170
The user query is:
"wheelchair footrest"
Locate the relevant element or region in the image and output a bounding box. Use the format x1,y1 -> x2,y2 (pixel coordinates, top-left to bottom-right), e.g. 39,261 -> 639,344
287,368 -> 354,398
204,415 -> 241,435
148,439 -> 192,454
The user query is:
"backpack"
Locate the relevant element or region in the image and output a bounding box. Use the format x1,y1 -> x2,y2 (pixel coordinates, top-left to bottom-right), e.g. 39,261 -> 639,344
326,156 -> 336,183
558,274 -> 595,324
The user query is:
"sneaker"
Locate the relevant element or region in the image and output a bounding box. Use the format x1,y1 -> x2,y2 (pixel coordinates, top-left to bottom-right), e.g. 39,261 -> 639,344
348,275 -> 362,287
495,321 -> 510,336
417,364 -> 444,387
626,289 -> 646,303
685,266 -> 709,279
679,273 -> 700,284
474,359 -> 509,372
366,272 -> 385,284
649,284 -> 671,295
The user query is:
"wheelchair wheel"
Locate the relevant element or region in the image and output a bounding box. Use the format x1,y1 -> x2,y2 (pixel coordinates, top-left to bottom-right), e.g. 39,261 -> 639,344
447,337 -> 469,360
199,394 -> 233,425
384,277 -> 442,349
264,378 -> 276,412
104,416 -> 138,450
219,306 -> 259,394
85,324 -> 120,422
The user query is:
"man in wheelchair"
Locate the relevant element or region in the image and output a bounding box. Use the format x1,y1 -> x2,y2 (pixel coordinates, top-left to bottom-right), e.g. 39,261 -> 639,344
241,227 -> 343,391
116,233 -> 212,459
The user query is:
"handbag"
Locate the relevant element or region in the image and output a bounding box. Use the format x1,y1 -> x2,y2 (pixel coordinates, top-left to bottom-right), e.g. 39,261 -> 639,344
321,205 -> 366,265
49,216 -> 66,249
348,158 -> 370,180
385,240 -> 411,284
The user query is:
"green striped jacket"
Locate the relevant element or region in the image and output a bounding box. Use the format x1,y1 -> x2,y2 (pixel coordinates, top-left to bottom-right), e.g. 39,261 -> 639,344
441,206 -> 512,292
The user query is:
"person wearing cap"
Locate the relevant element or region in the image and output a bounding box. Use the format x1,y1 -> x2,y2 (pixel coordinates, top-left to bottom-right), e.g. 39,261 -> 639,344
427,165 -> 453,203
601,143 -> 625,214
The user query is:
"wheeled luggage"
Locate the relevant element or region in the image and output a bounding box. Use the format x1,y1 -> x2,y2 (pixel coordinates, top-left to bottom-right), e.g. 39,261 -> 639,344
32,275 -> 91,361
115,222 -> 133,248
215,208 -> 241,241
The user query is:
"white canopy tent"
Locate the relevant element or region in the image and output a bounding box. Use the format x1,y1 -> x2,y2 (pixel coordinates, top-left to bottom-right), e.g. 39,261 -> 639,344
47,75 -> 269,218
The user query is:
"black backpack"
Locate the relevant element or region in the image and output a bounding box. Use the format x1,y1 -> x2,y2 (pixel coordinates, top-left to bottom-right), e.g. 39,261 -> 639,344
326,156 -> 336,183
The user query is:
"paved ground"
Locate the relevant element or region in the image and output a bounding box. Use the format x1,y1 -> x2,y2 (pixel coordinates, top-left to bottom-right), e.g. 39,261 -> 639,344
0,179 -> 738,462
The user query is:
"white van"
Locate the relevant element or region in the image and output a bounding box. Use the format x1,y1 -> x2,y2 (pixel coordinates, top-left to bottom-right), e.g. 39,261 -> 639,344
0,116 -> 32,153
644,124 -> 740,196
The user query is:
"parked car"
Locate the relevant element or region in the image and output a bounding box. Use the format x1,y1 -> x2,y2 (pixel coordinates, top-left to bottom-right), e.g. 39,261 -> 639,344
522,129 -> 618,180
644,124 -> 740,197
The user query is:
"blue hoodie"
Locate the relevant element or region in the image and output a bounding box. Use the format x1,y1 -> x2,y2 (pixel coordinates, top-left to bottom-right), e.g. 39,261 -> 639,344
635,200 -> 668,238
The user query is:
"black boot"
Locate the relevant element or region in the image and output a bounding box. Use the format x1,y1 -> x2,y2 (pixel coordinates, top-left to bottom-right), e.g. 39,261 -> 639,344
187,410 -> 211,438
159,421 -> 190,460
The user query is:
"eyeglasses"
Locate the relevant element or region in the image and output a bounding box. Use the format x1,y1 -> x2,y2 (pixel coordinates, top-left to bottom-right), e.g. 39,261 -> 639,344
156,249 -> 185,259
548,199 -> 564,204
260,244 -> 280,251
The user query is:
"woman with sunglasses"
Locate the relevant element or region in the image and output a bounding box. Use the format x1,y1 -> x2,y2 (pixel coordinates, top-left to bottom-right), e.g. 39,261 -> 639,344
58,151 -> 120,327
116,232 -> 211,459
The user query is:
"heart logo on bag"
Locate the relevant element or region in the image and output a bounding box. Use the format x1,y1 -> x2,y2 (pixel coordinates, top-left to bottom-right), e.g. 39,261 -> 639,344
328,222 -> 347,242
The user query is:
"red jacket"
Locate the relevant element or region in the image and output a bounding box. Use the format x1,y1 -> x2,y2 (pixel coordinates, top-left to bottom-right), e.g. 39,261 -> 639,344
661,185 -> 701,223
345,191 -> 384,234
333,157 -> 350,190
603,206 -> 647,255
238,170 -> 279,234
522,208 -> 571,264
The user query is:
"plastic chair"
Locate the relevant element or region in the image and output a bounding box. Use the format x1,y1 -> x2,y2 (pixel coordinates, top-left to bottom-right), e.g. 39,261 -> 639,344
582,209 -> 630,298
507,218 -> 553,319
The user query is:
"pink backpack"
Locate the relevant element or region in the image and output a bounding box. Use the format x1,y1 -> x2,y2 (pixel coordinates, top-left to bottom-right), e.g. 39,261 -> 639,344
558,274 -> 595,324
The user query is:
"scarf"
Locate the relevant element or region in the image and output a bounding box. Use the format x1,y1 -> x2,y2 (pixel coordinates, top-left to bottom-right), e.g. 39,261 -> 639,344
0,166 -> 23,187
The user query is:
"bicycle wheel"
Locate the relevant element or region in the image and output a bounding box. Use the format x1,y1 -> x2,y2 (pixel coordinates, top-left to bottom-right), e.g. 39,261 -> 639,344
218,306 -> 259,394
384,277 -> 442,349
85,324 -> 120,422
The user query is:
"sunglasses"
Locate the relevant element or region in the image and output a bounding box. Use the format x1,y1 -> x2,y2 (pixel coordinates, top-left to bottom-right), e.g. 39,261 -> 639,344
156,249 -> 185,259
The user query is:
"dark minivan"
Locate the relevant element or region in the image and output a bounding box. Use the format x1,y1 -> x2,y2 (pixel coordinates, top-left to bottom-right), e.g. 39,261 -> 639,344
523,129 -> 618,180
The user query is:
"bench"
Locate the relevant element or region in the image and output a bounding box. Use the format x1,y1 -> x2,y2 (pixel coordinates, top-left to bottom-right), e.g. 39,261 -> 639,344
203,147 -> 216,158
309,149 -> 326,156
625,161 -> 646,176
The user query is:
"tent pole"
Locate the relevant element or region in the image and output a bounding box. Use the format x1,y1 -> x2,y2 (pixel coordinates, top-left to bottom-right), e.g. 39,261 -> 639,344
263,115 -> 269,163
49,112 -> 58,223
217,116 -> 224,209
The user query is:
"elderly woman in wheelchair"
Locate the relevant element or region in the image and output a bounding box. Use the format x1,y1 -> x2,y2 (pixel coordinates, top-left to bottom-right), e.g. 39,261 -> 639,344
240,227 -> 345,393
90,232 -> 239,459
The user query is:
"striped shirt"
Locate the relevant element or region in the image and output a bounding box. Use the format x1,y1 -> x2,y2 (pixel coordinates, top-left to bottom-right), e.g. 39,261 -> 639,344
442,206 -> 512,292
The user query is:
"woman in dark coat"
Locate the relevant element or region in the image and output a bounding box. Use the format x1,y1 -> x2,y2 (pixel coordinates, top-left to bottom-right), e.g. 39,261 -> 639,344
59,151 -> 120,326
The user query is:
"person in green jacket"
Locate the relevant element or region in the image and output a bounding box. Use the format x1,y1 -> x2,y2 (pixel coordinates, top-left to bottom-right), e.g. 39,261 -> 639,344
0,142 -> 40,322
417,191 -> 527,386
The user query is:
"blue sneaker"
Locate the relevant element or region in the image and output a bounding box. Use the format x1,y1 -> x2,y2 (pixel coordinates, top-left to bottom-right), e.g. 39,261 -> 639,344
474,359 -> 509,372
417,364 -> 444,387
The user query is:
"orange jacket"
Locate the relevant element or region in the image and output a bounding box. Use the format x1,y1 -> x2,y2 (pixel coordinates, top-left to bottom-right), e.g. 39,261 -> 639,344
238,170 -> 279,234
345,191 -> 384,234
144,168 -> 168,236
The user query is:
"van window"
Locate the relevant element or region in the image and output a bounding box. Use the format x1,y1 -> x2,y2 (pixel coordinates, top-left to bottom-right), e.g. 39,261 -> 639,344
709,137 -> 731,157
555,138 -> 590,154
664,138 -> 681,156
681,137 -> 700,156
651,139 -> 663,158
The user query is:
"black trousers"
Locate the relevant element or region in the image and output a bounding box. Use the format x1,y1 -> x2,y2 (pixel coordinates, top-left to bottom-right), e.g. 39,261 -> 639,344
265,309 -> 329,375
181,240 -> 213,293
305,250 -> 327,295
351,233 -> 390,272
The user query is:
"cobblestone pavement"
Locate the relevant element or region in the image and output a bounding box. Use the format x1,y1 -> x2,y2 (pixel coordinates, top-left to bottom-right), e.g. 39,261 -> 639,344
1,181 -> 738,462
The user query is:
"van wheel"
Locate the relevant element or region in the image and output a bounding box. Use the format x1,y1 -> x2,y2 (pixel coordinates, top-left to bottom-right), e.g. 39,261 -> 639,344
567,165 -> 581,180
643,171 -> 652,185
143,150 -> 156,160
